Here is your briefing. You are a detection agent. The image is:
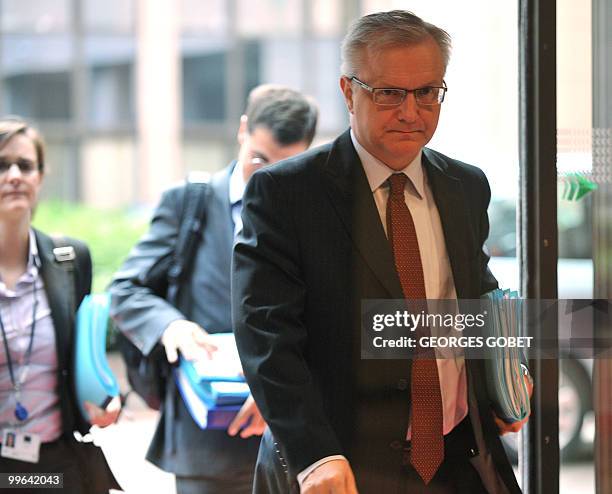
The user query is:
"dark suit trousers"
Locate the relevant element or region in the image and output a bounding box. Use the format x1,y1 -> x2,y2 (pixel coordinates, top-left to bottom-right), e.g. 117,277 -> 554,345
0,436 -> 118,494
351,417 -> 489,494
175,472 -> 253,494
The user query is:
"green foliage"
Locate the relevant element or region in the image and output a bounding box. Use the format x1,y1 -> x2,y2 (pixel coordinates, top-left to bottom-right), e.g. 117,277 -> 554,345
33,201 -> 150,292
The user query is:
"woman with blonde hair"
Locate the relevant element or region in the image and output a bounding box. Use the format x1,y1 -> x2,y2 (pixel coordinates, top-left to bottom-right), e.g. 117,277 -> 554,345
0,118 -> 121,493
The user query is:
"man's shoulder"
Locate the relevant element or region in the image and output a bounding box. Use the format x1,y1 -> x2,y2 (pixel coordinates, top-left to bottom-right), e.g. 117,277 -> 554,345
158,163 -> 230,206
423,147 -> 488,183
34,228 -> 90,257
267,140 -> 334,178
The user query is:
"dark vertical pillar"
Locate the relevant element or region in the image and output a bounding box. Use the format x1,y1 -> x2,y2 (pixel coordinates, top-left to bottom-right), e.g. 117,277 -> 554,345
518,0 -> 559,492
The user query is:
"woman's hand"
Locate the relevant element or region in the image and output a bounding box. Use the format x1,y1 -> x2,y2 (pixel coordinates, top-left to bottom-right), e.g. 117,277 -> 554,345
85,395 -> 122,428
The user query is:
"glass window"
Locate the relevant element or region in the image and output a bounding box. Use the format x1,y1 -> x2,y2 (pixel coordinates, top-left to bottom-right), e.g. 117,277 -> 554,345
85,36 -> 135,127
557,0 -> 597,491
0,0 -> 70,33
4,71 -> 71,120
1,34 -> 73,120
181,38 -> 232,122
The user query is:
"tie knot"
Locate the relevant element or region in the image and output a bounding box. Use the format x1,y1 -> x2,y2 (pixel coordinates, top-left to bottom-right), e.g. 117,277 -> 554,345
388,173 -> 408,198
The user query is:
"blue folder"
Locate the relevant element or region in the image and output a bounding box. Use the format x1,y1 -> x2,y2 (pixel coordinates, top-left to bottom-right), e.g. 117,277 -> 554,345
175,333 -> 250,429
482,289 -> 531,423
175,366 -> 249,429
74,293 -> 120,422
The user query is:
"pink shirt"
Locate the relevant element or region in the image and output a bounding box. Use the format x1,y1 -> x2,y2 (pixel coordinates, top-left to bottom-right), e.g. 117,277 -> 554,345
0,231 -> 63,442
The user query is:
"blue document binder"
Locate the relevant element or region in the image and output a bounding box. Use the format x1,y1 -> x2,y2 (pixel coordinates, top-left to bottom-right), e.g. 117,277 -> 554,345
175,367 -> 248,429
74,293 -> 120,422
482,289 -> 531,423
175,332 -> 249,429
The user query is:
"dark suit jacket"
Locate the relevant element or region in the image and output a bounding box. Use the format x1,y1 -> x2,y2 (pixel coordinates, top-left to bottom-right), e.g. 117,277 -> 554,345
109,164 -> 259,478
35,229 -> 120,493
232,130 -> 521,494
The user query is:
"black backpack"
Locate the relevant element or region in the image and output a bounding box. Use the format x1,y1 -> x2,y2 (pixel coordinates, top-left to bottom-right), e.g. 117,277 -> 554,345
116,177 -> 210,410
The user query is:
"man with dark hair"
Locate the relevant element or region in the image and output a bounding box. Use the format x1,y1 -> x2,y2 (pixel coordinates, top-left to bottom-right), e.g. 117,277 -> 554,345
233,11 -> 527,494
110,84 -> 318,494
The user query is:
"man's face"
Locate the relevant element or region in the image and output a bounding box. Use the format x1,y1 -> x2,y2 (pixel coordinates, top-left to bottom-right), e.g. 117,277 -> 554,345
237,119 -> 309,183
340,37 -> 445,170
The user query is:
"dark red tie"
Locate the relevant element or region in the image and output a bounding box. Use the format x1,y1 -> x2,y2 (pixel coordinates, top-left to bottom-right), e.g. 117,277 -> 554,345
386,173 -> 444,484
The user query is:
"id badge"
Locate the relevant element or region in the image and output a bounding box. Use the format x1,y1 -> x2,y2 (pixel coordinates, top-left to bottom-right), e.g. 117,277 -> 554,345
1,428 -> 41,463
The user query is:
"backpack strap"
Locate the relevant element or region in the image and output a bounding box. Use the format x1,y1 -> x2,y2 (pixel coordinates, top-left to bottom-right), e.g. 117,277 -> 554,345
51,237 -> 77,315
166,173 -> 210,305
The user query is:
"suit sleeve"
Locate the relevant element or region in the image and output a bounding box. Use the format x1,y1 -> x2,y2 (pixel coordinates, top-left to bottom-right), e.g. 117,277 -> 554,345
109,186 -> 187,355
232,170 -> 343,478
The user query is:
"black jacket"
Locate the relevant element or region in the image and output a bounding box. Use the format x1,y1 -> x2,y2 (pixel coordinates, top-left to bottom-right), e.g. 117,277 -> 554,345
232,130 -> 521,494
109,166 -> 259,478
35,229 -> 120,493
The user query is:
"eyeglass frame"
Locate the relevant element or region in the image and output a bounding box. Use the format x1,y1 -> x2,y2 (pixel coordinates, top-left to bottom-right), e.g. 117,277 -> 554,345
349,76 -> 448,107
0,158 -> 40,176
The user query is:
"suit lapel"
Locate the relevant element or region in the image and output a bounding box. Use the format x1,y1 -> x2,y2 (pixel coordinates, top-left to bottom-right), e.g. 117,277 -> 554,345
320,131 -> 404,300
35,231 -> 72,372
422,149 -> 472,298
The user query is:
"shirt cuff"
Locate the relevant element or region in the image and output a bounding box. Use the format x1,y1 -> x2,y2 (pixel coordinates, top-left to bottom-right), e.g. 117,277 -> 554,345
297,455 -> 348,489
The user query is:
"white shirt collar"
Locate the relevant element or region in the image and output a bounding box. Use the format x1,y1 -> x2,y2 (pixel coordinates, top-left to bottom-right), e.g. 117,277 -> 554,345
0,229 -> 40,291
229,160 -> 246,205
350,128 -> 425,199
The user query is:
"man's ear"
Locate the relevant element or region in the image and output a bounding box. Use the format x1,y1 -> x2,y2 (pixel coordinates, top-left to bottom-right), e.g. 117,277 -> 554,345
339,76 -> 355,114
237,115 -> 248,145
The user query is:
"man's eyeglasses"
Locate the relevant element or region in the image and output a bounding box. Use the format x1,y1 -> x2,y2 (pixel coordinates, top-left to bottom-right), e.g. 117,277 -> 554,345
350,77 -> 448,107
0,158 -> 38,176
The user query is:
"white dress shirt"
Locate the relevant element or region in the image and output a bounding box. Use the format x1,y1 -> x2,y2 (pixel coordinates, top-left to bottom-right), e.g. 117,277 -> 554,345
298,132 -> 469,488
229,160 -> 246,237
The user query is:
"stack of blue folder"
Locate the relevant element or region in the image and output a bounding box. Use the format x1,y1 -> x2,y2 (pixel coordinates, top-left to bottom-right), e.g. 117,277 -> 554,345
175,333 -> 250,429
482,289 -> 532,424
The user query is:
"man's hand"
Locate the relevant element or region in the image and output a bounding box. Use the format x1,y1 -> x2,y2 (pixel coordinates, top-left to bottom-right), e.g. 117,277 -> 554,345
227,394 -> 266,438
85,395 -> 121,428
161,319 -> 218,363
494,372 -> 534,435
302,459 -> 359,494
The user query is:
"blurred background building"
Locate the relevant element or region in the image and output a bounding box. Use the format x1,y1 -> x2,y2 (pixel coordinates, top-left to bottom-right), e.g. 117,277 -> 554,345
0,0 -> 594,208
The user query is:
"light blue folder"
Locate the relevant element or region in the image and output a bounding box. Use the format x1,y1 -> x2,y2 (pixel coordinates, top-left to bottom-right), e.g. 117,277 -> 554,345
482,289 -> 531,423
175,333 -> 249,428
74,293 -> 120,422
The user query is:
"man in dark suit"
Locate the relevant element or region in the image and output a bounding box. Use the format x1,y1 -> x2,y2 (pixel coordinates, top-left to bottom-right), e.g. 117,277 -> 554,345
109,85 -> 318,494
232,11 -> 528,494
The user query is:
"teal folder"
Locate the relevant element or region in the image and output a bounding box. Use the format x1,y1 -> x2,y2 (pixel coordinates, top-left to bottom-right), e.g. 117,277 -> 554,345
482,289 -> 532,423
74,293 -> 120,422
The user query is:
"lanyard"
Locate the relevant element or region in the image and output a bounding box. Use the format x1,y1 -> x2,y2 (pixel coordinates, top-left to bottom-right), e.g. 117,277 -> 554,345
0,280 -> 38,421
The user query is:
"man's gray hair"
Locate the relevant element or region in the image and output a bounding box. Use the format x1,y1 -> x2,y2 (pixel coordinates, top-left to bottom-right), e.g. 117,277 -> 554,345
340,10 -> 452,76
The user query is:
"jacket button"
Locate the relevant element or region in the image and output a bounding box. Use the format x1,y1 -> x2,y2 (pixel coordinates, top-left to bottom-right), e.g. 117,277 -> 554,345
389,440 -> 402,450
62,369 -> 68,376
397,378 -> 408,391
